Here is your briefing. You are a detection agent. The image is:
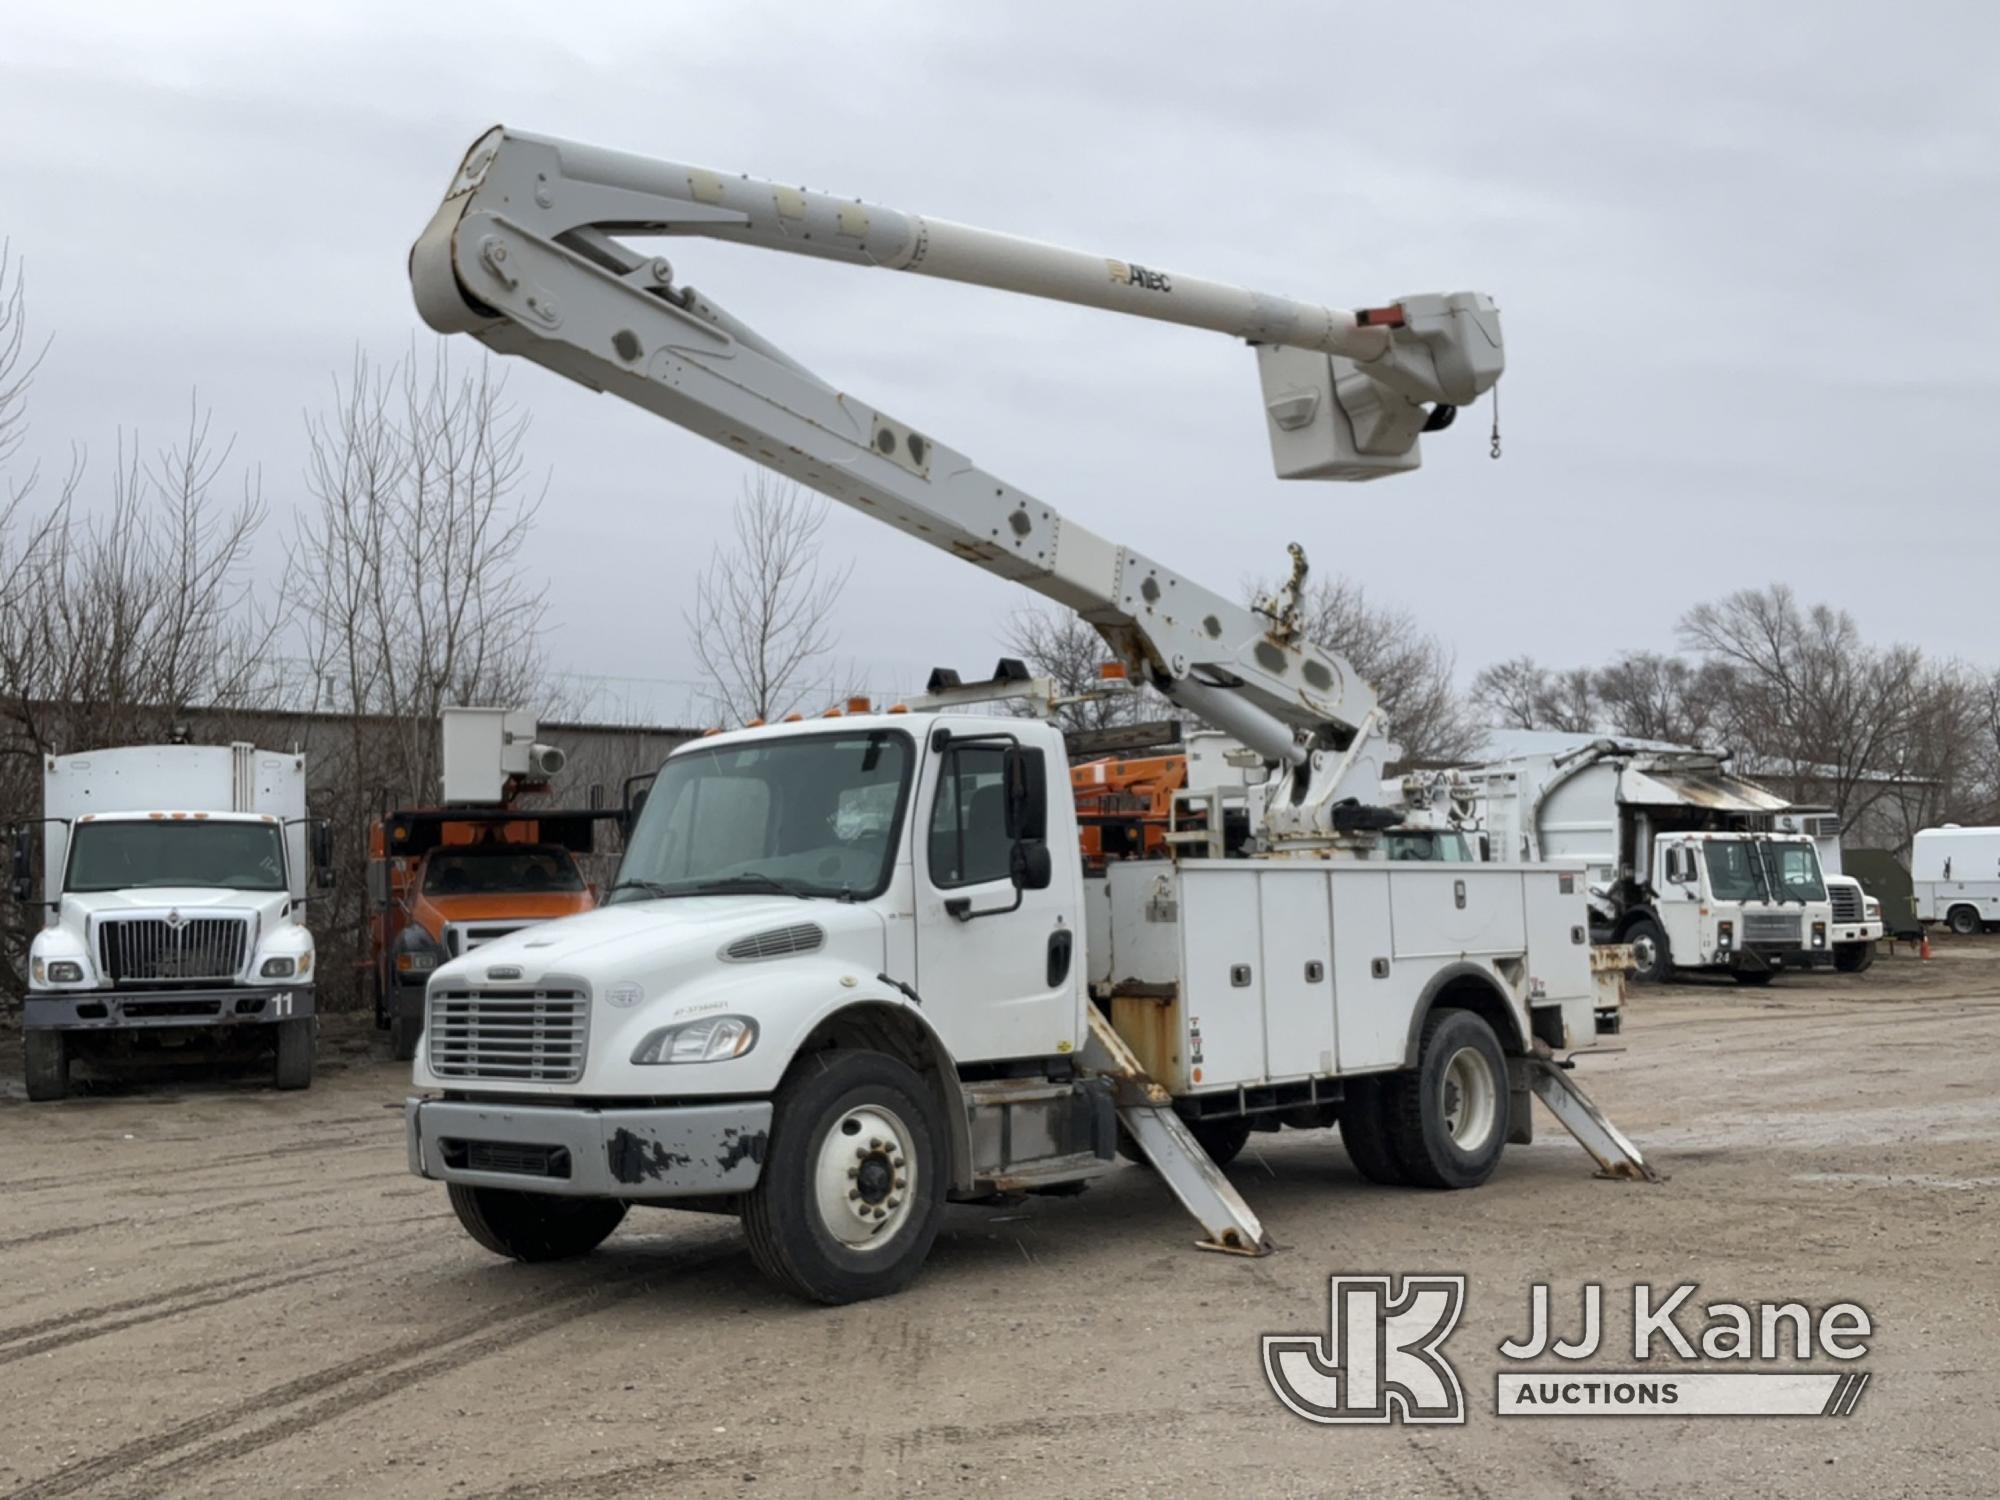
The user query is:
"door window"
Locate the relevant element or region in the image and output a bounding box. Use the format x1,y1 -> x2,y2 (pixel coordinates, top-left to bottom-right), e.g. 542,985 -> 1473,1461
928,745 -> 1014,888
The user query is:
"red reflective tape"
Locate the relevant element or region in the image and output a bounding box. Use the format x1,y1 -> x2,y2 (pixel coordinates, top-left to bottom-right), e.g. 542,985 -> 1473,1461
1357,304 -> 1406,328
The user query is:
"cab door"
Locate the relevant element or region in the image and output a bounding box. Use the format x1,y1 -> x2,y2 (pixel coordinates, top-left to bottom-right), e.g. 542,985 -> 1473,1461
912,738 -> 1079,1062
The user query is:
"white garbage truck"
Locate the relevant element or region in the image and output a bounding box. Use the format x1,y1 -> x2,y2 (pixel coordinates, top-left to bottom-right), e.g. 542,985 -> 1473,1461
11,742 -> 333,1099
1464,740 -> 1842,984
398,126 -> 1654,1304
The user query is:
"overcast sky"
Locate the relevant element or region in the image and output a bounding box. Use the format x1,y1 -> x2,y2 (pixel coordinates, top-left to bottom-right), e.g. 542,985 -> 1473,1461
4,1 -> 1995,725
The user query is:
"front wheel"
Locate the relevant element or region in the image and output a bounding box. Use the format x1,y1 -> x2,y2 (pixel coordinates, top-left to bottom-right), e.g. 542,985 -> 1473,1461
24,1031 -> 70,1102
1624,915 -> 1672,984
449,1185 -> 628,1261
1732,970 -> 1774,987
1948,905 -> 1981,937
273,1017 -> 315,1089
1387,1009 -> 1509,1190
1834,943 -> 1876,973
389,1012 -> 422,1062
742,1051 -> 947,1305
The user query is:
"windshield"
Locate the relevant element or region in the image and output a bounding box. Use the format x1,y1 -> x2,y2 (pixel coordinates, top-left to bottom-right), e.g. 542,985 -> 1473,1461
1759,839 -> 1826,903
423,846 -> 584,896
1701,840 -> 1769,903
610,730 -> 912,902
1383,832 -> 1472,862
65,820 -> 287,893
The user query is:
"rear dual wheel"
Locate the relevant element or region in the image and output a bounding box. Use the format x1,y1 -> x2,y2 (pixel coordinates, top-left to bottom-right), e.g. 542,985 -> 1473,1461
1338,1009 -> 1508,1191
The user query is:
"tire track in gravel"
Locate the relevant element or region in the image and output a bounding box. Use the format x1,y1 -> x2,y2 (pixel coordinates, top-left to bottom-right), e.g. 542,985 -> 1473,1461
0,1240 -> 440,1367
0,1172 -> 408,1254
11,1229 -> 741,1500
0,1127 -> 386,1195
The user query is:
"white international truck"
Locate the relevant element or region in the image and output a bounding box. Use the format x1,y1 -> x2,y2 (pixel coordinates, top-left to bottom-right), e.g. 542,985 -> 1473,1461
11,743 -> 333,1100
397,126 -> 1654,1304
1910,825 -> 2000,934
1463,741 -> 1848,984
1770,806 -> 1885,967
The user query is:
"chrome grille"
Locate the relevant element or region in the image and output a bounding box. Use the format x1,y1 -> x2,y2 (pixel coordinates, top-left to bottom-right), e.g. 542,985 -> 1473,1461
427,989 -> 589,1082
1743,911 -> 1803,946
1829,884 -> 1863,923
723,923 -> 824,961
96,915 -> 249,985
444,922 -> 531,958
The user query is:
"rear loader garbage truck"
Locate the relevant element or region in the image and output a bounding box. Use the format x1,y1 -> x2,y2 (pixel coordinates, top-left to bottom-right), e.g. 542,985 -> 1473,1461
11,742 -> 333,1100
397,126 -> 1657,1304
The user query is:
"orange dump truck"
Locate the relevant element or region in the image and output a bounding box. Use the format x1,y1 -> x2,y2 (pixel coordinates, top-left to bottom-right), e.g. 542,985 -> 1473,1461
367,807 -> 622,1059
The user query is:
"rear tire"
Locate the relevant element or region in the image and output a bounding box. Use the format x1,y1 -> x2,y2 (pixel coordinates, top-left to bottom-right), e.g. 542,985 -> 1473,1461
1625,915 -> 1672,984
742,1051 -> 947,1305
24,1032 -> 70,1102
1948,905 -> 1981,936
1834,942 -> 1876,973
1337,1074 -> 1410,1186
1187,1115 -> 1252,1168
448,1185 -> 628,1261
1386,1009 -> 1509,1190
273,1017 -> 315,1090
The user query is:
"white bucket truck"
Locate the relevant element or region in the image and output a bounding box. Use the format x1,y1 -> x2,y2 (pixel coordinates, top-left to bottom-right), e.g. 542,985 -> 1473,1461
11,742 -> 333,1099
398,126 -> 1655,1304
1466,740 -> 1840,984
1911,825 -> 2000,934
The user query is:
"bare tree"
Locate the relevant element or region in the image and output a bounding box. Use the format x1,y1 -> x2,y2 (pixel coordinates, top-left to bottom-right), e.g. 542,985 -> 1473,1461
1679,585 -> 1918,824
1469,655 -> 1598,735
685,475 -> 853,724
1591,651 -> 1733,747
0,242 -> 50,488
290,345 -> 551,803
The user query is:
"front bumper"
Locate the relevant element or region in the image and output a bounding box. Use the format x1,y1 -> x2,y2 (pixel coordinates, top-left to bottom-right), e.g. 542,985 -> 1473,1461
1727,944 -> 1831,974
1832,922 -> 1885,946
24,986 -> 315,1031
406,1096 -> 774,1199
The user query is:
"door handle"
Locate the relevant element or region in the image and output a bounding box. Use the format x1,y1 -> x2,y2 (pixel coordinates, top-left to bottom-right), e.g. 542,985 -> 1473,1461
1047,928 -> 1073,986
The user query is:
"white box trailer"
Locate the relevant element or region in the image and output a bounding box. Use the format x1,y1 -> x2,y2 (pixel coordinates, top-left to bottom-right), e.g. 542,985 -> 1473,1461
12,743 -> 333,1100
1912,826 -> 2000,933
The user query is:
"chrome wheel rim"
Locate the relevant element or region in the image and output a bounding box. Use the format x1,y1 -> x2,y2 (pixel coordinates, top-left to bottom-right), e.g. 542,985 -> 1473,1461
814,1104 -> 916,1251
1440,1046 -> 1498,1149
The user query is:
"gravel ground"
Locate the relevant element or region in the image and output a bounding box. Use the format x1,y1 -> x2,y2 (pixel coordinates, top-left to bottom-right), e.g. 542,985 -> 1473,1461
1,939 -> 1995,1498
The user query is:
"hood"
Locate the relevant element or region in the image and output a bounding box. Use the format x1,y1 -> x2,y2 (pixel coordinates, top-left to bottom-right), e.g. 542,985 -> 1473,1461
417,890 -> 594,925
428,895 -> 888,990
61,887 -> 288,915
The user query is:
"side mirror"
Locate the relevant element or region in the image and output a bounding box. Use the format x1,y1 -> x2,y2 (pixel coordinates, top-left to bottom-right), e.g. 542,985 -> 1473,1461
1010,839 -> 1053,892
365,860 -> 390,908
9,828 -> 31,904
312,820 -> 337,890
1002,746 -> 1047,842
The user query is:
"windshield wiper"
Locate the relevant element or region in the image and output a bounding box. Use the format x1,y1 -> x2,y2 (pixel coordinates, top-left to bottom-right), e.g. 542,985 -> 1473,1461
606,879 -> 676,901
678,872 -> 815,900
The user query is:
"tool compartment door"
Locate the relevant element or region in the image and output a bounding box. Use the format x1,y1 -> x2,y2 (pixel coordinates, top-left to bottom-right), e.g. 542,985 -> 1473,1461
1521,866 -> 1592,1002
1176,867 -> 1268,1090
1389,866 -> 1527,960
1256,867 -> 1335,1082
1330,867 -> 1401,1071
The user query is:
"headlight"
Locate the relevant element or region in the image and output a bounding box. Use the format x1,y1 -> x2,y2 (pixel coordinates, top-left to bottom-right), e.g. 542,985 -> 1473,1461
632,1015 -> 758,1065
1811,921 -> 1827,948
47,960 -> 84,983
396,950 -> 439,975
1865,898 -> 1881,919
261,956 -> 297,978
1716,920 -> 1733,950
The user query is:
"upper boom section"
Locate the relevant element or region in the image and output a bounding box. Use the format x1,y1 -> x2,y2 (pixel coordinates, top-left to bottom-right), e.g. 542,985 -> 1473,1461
409,126 -> 1505,840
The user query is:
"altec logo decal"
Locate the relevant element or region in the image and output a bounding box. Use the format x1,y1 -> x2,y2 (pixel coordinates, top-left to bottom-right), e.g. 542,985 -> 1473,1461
1107,259 -> 1172,293
1265,1278 -> 1873,1424
1263,1275 -> 1467,1424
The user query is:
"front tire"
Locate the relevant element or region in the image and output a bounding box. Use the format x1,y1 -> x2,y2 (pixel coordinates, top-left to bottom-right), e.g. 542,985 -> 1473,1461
1834,943 -> 1876,973
1948,905 -> 1981,936
742,1051 -> 947,1305
389,1011 -> 421,1062
273,1017 -> 315,1089
1625,915 -> 1672,984
1387,1009 -> 1509,1190
449,1185 -> 628,1261
1732,970 -> 1774,986
24,1031 -> 70,1102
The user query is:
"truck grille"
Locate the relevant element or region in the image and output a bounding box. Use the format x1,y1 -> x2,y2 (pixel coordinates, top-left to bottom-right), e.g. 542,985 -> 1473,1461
96,915 -> 248,985
444,922 -> 531,958
1829,884 -> 1862,922
427,989 -> 589,1082
1743,911 -> 1803,946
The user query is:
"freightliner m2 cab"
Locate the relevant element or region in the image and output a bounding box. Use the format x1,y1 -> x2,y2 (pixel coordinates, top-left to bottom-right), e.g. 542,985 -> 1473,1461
401,126 -> 1655,1301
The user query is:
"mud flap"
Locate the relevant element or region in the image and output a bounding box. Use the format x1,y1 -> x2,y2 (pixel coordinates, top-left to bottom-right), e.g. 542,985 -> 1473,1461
1514,1051 -> 1662,1183
1081,1009 -> 1275,1257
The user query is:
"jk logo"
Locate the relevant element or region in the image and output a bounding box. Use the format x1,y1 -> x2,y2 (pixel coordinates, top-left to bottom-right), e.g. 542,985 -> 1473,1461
1262,1275 -> 1467,1424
